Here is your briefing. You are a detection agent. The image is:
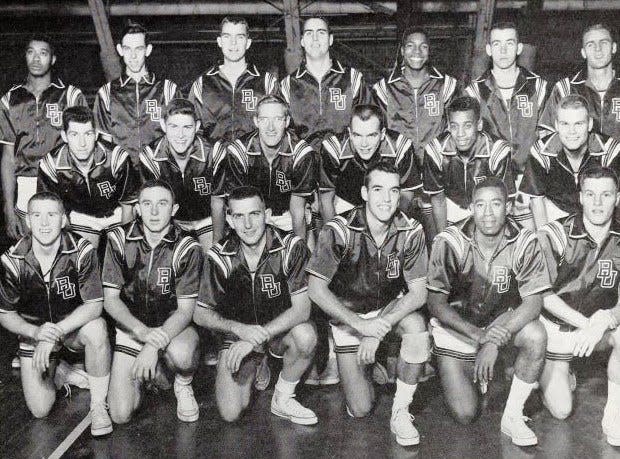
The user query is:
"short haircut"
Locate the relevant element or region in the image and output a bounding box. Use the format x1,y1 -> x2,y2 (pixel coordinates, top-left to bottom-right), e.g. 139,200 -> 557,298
25,34 -> 55,56
119,20 -> 149,45
582,23 -> 615,43
138,179 -> 176,203
400,27 -> 428,47
447,96 -> 481,121
489,21 -> 520,43
28,191 -> 65,213
256,95 -> 290,117
164,98 -> 197,121
351,104 -> 385,130
302,16 -> 330,34
227,185 -> 265,209
579,165 -> 619,190
363,160 -> 400,189
220,16 -> 250,37
62,106 -> 94,131
472,176 -> 508,202
557,94 -> 590,115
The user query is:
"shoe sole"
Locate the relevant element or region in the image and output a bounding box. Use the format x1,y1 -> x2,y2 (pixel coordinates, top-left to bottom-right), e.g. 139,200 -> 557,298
91,424 -> 113,437
177,411 -> 199,423
500,427 -> 538,446
270,407 -> 318,425
390,426 -> 420,446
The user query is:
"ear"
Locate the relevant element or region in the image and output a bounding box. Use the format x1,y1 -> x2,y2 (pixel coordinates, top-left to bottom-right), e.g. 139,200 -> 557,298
329,34 -> 334,47
160,118 -> 167,133
516,43 -> 523,56
61,130 -> 68,143
285,116 -> 291,128
225,213 -> 234,229
264,207 -> 272,221
194,120 -> 201,131
216,36 -> 223,50
380,128 -> 387,141
116,43 -> 123,57
135,203 -> 142,218
485,43 -> 492,57
51,55 -> 57,67
361,185 -> 369,202
613,42 -> 617,55
477,118 -> 483,131
61,213 -> 68,229
579,191 -> 585,208
145,44 -> 153,57
505,200 -> 513,215
581,47 -> 587,60
25,214 -> 32,231
253,115 -> 259,129
246,38 -> 252,50
171,203 -> 179,217
588,117 -> 593,132
615,191 -> 620,207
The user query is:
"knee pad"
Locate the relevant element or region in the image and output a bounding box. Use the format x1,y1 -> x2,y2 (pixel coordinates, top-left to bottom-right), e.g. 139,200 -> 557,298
399,332 -> 430,364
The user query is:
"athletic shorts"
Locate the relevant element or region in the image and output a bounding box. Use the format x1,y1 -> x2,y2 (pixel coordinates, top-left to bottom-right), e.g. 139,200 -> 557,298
114,328 -> 143,358
540,315 -> 583,362
69,207 -> 123,235
18,332 -> 81,360
16,176 -> 38,217
330,308 -> 383,354
446,199 -> 472,225
512,174 -> 534,225
544,198 -> 569,222
268,208 -> 312,233
175,216 -> 213,241
430,317 -> 478,362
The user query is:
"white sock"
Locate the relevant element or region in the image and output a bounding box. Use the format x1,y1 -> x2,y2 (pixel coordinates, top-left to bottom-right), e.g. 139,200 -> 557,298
175,374 -> 193,387
504,376 -> 537,417
88,374 -> 110,406
605,379 -> 620,415
275,373 -> 298,397
392,379 -> 417,414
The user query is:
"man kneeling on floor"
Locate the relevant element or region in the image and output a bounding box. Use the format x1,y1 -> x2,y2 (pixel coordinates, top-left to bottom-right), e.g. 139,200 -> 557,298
194,186 -> 318,425
0,192 -> 112,436
537,165 -> 620,446
103,180 -> 203,424
427,176 -> 549,446
307,161 -> 430,446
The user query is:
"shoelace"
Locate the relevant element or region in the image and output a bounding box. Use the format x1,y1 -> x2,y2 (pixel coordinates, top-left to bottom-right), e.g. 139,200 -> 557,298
62,383 -> 72,400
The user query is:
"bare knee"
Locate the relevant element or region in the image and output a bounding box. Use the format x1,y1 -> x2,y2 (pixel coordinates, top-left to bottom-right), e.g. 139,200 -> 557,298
396,312 -> 426,335
346,397 -> 374,418
449,405 -> 478,425
547,403 -> 572,420
110,403 -> 134,425
517,320 -> 547,350
166,331 -> 199,371
290,323 -> 317,358
79,318 -> 109,347
28,399 -> 55,419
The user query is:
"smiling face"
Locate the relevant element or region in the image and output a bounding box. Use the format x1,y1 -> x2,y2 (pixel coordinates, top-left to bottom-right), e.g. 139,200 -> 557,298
62,120 -> 97,163
580,176 -> 619,226
26,40 -> 55,77
226,196 -> 268,247
448,109 -> 482,153
217,21 -> 251,63
401,32 -> 429,71
581,27 -> 616,70
362,169 -> 400,223
471,185 -> 509,237
136,186 -> 178,234
349,115 -> 384,160
254,102 -> 289,149
26,198 -> 66,247
555,106 -> 592,153
117,32 -> 151,74
486,27 -> 521,70
163,113 -> 199,156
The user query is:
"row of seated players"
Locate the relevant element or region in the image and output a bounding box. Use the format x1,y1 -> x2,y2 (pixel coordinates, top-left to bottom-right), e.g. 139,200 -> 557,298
3,17 -> 620,249
0,163 -> 619,450
30,90 -> 620,260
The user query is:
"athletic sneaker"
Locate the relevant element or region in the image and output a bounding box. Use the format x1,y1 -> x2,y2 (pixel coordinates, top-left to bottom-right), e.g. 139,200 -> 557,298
254,356 -> 271,391
372,362 -> 390,385
54,360 -> 89,390
603,411 -> 620,446
390,408 -> 420,446
11,353 -> 20,369
174,381 -> 199,422
271,392 -> 318,425
90,402 -> 113,436
500,413 -> 538,446
569,371 -> 577,392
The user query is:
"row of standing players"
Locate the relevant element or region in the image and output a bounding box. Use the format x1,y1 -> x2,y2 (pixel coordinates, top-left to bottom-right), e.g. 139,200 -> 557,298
0,15 -> 619,449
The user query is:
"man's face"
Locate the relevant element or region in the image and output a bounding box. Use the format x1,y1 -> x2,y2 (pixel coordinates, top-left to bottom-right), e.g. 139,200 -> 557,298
448,110 -> 482,152
555,106 -> 592,152
580,177 -> 619,226
486,28 -> 521,70
401,32 -> 429,71
162,113 -> 198,156
217,21 -> 251,63
26,40 -> 55,77
301,18 -> 332,60
61,121 -> 97,162
117,33 -> 151,74
362,170 -> 400,223
27,199 -> 65,247
581,28 -> 616,70
226,196 -> 268,247
349,116 -> 384,160
254,102 -> 289,149
471,186 -> 509,237
137,186 -> 178,233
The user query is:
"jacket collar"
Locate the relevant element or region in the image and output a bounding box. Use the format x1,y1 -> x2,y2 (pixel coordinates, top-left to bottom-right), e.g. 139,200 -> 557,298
478,65 -> 539,93
295,59 -> 345,79
10,230 -> 80,270
205,63 -> 260,78
119,72 -> 156,87
458,216 -> 521,254
125,219 -> 180,243
537,132 -> 607,158
440,131 -> 493,158
345,206 -> 417,242
217,225 -> 286,256
567,213 -> 620,239
243,130 -> 295,157
387,65 -> 443,84
17,77 -> 65,93
54,143 -> 108,171
152,137 -> 207,163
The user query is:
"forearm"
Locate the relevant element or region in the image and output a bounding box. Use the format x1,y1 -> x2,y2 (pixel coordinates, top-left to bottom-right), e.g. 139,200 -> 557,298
161,308 -> 193,340
1,145 -> 16,209
104,294 -> 147,340
380,281 -> 427,326
211,195 -> 226,244
0,311 -> 38,340
56,301 -> 103,335
263,293 -> 310,338
319,191 -> 335,222
501,294 -> 543,335
543,294 -> 589,329
530,197 -> 548,229
308,277 -> 362,327
120,203 -> 134,224
193,305 -> 243,336
290,195 -> 307,240
430,193 -> 447,233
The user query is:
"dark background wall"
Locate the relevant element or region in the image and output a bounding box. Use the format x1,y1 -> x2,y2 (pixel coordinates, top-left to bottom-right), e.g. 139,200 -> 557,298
0,9 -> 619,101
